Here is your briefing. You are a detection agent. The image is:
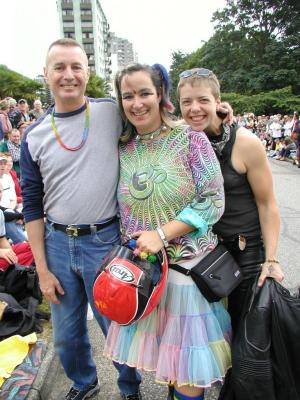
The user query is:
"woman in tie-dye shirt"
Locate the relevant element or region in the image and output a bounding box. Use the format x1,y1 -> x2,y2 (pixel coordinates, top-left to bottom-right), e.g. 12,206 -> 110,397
104,63 -> 231,400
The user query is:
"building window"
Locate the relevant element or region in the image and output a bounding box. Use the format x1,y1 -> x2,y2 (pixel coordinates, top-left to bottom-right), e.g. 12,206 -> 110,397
80,0 -> 91,3
84,44 -> 94,52
62,9 -> 73,15
81,22 -> 93,28
83,32 -> 94,39
81,10 -> 92,16
65,32 -> 75,39
63,22 -> 75,27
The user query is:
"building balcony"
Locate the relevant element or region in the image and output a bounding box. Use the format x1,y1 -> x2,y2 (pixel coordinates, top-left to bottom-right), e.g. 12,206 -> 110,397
82,27 -> 94,33
83,38 -> 94,44
80,3 -> 92,10
63,27 -> 75,33
61,3 -> 73,10
81,15 -> 92,21
63,15 -> 74,22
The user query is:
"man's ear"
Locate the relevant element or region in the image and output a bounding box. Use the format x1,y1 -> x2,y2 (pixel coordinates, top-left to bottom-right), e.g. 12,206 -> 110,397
44,67 -> 48,82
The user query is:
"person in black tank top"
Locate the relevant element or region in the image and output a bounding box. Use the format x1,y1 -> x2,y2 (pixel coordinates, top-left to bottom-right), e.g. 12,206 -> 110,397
177,68 -> 285,399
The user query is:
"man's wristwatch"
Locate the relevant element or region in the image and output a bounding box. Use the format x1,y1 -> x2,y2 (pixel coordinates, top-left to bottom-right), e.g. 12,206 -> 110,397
156,227 -> 169,247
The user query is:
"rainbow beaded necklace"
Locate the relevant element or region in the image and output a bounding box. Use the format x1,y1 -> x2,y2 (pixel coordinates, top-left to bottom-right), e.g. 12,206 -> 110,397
51,99 -> 90,151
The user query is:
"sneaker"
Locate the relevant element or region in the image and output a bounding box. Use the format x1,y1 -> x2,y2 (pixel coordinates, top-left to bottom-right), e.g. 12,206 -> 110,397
120,390 -> 142,400
65,378 -> 100,400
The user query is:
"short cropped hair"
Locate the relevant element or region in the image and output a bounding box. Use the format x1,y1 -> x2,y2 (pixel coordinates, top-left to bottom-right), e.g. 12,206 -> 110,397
46,38 -> 86,65
177,68 -> 221,100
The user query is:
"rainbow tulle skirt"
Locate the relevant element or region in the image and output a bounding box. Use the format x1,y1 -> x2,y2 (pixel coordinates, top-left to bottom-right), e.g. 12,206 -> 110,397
104,269 -> 232,388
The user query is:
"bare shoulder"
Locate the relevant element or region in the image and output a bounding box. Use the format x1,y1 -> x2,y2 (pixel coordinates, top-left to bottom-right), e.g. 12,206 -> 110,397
235,127 -> 267,167
236,127 -> 263,147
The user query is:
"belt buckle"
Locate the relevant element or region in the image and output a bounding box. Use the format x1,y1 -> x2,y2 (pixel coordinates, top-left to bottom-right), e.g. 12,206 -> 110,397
66,225 -> 78,237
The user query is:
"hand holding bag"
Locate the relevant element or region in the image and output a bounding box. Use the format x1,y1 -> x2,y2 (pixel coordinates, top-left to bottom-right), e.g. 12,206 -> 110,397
169,244 -> 243,302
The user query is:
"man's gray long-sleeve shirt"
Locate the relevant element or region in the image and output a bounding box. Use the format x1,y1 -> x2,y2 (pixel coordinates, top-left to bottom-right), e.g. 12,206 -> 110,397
20,98 -> 122,225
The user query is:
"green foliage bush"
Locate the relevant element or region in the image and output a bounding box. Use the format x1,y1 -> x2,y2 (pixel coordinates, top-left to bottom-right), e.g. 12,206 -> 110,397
0,65 -> 42,101
222,87 -> 300,115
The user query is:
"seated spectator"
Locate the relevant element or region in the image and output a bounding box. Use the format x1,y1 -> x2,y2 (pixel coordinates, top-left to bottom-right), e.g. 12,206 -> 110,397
0,154 -> 17,209
268,138 -> 283,158
0,129 -> 21,177
8,99 -> 31,132
277,137 -> 297,161
0,100 -> 12,141
270,116 -> 283,142
29,99 -> 44,121
5,153 -> 22,206
0,154 -> 26,243
17,99 -> 31,125
292,111 -> 300,168
0,115 -> 3,141
0,181 -> 33,271
8,99 -> 22,129
283,115 -> 293,137
17,122 -> 28,140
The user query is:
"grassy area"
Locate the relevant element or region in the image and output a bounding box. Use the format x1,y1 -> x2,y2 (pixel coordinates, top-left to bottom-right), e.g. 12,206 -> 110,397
37,298 -> 53,342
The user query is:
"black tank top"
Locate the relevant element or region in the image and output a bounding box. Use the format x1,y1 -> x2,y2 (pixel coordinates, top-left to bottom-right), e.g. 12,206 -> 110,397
210,126 -> 261,238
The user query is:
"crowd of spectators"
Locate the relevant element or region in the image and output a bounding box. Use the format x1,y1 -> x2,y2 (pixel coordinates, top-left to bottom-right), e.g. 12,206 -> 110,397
0,97 -> 45,248
236,111 -> 300,167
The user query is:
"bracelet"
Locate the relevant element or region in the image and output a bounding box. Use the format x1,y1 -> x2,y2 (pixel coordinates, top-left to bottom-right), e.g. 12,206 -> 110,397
264,259 -> 280,264
156,227 -> 168,247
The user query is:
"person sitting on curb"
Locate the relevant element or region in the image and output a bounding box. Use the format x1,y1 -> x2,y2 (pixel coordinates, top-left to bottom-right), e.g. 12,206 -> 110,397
0,129 -> 22,178
0,180 -> 33,271
0,154 -> 27,243
277,137 -> 297,162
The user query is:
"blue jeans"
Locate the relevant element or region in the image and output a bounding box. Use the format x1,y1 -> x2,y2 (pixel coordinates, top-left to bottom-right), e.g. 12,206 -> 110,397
45,220 -> 141,393
5,221 -> 27,243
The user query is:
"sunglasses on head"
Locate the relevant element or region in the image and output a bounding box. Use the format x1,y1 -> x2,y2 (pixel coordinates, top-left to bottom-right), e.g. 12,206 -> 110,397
179,68 -> 213,79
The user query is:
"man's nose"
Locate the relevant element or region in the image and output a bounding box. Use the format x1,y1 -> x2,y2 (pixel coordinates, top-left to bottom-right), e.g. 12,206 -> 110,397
64,66 -> 74,79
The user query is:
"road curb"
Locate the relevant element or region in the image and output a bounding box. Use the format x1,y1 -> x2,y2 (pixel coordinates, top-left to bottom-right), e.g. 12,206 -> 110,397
27,342 -> 57,400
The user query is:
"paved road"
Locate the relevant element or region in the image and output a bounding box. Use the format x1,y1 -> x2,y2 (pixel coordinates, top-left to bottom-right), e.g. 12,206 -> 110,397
39,158 -> 300,400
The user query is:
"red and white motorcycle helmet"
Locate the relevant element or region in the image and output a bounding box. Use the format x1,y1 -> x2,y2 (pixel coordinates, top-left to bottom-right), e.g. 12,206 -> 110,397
93,244 -> 168,325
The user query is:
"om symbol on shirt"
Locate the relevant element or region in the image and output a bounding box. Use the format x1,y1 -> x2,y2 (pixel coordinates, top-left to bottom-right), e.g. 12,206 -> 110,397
129,165 -> 167,200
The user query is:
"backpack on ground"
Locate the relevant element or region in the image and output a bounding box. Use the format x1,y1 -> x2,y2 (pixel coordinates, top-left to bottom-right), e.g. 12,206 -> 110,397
0,292 -> 42,340
0,264 -> 42,307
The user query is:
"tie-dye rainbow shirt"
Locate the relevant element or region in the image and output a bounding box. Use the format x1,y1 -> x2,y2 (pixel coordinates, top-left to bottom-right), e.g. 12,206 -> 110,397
118,126 -> 224,262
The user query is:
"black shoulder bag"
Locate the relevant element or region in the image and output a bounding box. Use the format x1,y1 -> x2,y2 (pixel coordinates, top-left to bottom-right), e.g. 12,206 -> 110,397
169,244 -> 243,302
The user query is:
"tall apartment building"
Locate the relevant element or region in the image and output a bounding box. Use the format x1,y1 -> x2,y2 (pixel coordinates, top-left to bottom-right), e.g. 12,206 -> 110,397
57,0 -> 111,79
110,33 -> 137,70
109,33 -> 137,96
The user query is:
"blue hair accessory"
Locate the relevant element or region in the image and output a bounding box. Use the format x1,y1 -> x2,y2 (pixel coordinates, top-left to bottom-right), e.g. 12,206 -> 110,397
152,63 -> 170,95
151,63 -> 175,112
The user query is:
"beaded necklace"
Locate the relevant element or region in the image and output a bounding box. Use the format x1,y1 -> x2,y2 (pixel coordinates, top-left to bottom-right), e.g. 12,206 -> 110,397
136,124 -> 167,141
51,99 -> 90,151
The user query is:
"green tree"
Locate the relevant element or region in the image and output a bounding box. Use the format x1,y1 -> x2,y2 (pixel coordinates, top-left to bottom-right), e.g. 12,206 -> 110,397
212,0 -> 300,41
211,0 -> 300,93
0,65 -> 42,101
169,0 -> 300,102
222,86 -> 300,115
169,51 -> 190,111
85,73 -> 110,98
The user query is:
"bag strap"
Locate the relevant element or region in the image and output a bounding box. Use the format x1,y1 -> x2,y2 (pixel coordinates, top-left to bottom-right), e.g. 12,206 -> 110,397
169,264 -> 191,276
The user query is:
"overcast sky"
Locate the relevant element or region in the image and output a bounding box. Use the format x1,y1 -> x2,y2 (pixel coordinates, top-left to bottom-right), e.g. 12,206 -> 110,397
0,0 -> 226,79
